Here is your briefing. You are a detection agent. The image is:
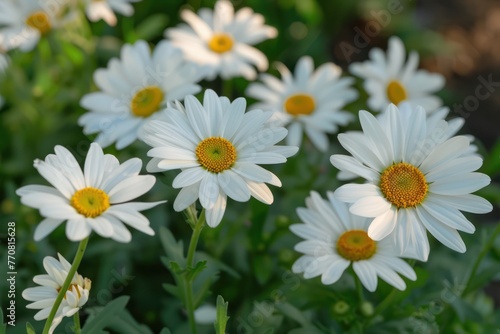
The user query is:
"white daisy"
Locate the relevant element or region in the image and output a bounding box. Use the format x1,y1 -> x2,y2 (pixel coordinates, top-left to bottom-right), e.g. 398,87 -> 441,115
0,0 -> 67,52
79,40 -> 205,149
142,89 -> 298,227
22,253 -> 91,334
349,36 -> 445,113
165,0 -> 277,80
84,0 -> 141,26
16,143 -> 164,242
337,103 -> 479,181
291,191 -> 417,292
330,104 -> 492,261
246,56 -> 358,151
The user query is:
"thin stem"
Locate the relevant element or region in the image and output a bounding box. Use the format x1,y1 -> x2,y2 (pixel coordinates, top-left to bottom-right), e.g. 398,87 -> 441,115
73,312 -> 81,334
222,79 -> 233,99
371,287 -> 398,319
42,237 -> 89,334
184,208 -> 206,334
354,275 -> 364,304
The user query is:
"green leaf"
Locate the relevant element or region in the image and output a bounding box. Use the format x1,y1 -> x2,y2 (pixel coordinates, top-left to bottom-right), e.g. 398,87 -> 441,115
275,302 -> 311,327
81,296 -> 130,334
159,226 -> 186,266
135,14 -> 169,41
26,322 -> 36,334
252,254 -> 274,285
214,295 -> 230,334
160,329 -> 172,334
186,260 -> 207,281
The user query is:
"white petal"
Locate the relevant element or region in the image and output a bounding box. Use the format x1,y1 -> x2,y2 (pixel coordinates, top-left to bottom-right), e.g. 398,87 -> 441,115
367,207 -> 398,240
173,184 -> 200,211
353,261 -> 378,292
199,174 -> 219,210
84,143 -> 105,188
66,219 -> 92,241
34,218 -> 64,241
350,196 -> 392,218
334,183 -> 380,203
330,155 -> 379,181
205,193 -> 227,228
321,257 -> 350,285
430,172 -> 490,195
108,175 -> 156,203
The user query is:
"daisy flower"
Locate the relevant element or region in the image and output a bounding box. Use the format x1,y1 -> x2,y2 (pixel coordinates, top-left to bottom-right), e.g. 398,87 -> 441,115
142,89 -> 298,227
349,36 -> 445,113
165,0 -> 277,80
79,40 -> 204,149
84,0 -> 141,26
330,104 -> 492,261
246,56 -> 358,151
22,253 -> 91,334
0,0 -> 67,52
16,143 -> 164,242
291,191 -> 416,292
337,103 -> 479,181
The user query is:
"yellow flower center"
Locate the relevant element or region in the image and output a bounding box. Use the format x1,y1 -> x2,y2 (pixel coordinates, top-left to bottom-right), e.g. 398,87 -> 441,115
208,33 -> 234,53
379,162 -> 428,208
196,137 -> 236,173
131,86 -> 164,118
284,93 -> 316,116
337,230 -> 377,261
26,11 -> 51,35
71,187 -> 110,218
386,80 -> 408,105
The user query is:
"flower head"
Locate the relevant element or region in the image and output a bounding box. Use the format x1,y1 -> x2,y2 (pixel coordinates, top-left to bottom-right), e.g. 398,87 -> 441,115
291,191 -> 416,291
79,40 -> 204,149
84,0 -> 141,26
330,104 -> 492,261
246,56 -> 358,151
349,36 -> 445,113
165,0 -> 277,80
142,89 -> 298,227
22,253 -> 91,334
16,143 -> 164,242
0,0 -> 68,52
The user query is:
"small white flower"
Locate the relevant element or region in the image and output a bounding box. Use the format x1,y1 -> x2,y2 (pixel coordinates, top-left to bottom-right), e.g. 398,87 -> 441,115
22,253 -> 91,334
165,0 -> 277,80
330,104 -> 492,261
194,304 -> 217,325
142,89 -> 298,227
84,0 -> 141,26
246,56 -> 358,151
79,40 -> 204,149
349,36 -> 445,113
291,191 -> 417,292
0,0 -> 67,52
16,143 -> 165,242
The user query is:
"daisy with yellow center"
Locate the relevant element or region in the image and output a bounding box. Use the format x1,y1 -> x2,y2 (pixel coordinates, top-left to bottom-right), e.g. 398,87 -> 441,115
22,254 -> 91,333
349,36 -> 445,113
142,89 -> 298,227
290,191 -> 416,292
165,0 -> 277,80
331,104 -> 492,261
246,56 -> 358,152
79,40 -> 205,149
0,0 -> 67,52
16,143 -> 165,242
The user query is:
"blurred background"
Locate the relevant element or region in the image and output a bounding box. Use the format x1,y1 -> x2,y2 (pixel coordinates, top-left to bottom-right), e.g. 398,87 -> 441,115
1,0 -> 499,333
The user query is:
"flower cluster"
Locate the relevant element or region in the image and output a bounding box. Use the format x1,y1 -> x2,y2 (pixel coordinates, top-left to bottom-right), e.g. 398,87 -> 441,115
4,0 -> 495,332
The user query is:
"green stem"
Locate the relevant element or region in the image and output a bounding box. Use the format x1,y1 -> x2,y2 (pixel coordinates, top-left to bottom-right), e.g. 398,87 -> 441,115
222,79 -> 233,99
371,287 -> 398,319
42,237 -> 89,334
184,208 -> 206,334
73,312 -> 81,334
354,275 -> 364,304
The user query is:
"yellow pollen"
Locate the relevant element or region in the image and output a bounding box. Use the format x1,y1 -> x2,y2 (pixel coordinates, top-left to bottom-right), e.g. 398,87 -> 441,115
284,93 -> 316,116
71,187 -> 110,218
26,11 -> 51,35
196,137 -> 236,173
379,162 -> 428,208
386,80 -> 408,105
208,33 -> 234,53
337,230 -> 377,261
131,86 -> 164,118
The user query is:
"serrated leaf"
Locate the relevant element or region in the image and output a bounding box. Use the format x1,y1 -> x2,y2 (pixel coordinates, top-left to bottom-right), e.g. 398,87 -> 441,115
186,260 -> 207,281
214,295 -> 229,334
81,296 -> 130,334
